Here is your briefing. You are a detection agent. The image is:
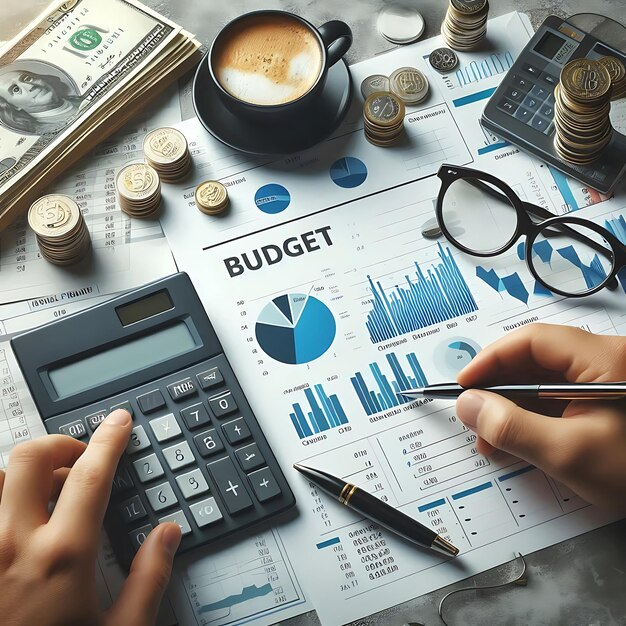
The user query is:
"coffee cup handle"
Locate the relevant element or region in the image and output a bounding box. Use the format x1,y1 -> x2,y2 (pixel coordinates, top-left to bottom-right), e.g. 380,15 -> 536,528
318,20 -> 353,67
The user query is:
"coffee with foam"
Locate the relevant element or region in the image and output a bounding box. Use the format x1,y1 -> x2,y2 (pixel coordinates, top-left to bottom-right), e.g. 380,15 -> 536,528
213,14 -> 324,106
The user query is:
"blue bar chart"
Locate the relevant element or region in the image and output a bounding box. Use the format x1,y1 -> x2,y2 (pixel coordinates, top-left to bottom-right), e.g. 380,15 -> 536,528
365,243 -> 478,344
476,265 -> 552,304
351,351 -> 428,416
290,384 -> 349,439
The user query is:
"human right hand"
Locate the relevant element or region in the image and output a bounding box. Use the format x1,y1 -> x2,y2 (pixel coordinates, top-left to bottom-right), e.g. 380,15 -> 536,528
455,323 -> 626,512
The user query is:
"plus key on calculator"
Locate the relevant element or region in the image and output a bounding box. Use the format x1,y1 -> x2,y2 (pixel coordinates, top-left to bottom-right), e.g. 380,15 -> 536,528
11,272 -> 296,570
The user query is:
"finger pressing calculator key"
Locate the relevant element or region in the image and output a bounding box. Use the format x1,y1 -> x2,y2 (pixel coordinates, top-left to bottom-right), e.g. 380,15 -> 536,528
11,273 -> 296,571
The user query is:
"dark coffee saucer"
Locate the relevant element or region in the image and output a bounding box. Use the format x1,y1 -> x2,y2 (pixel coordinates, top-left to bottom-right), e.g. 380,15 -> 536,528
192,53 -> 353,155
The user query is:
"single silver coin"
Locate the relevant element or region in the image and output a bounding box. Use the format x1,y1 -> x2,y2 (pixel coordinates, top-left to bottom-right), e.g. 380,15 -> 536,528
429,47 -> 459,72
361,74 -> 391,99
377,5 -> 425,44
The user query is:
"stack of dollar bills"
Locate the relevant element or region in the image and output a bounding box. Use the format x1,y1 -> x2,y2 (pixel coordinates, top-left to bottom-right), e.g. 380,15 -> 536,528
0,0 -> 201,229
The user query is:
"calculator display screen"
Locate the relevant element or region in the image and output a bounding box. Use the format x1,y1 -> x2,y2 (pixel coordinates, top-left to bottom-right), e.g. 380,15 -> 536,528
48,322 -> 197,399
116,290 -> 174,326
534,31 -> 566,60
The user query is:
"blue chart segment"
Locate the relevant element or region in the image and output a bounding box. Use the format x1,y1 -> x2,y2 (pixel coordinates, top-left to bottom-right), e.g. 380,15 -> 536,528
199,584 -> 272,613
290,384 -> 349,439
255,183 -> 291,214
604,215 -> 626,291
329,157 -> 368,188
476,265 -> 551,305
455,51 -> 513,87
365,243 -> 478,343
351,351 -> 428,416
256,294 -> 336,364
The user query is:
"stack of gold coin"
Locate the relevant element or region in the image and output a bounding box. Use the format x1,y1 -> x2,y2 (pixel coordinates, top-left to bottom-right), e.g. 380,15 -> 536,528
554,59 -> 613,165
363,92 -> 406,147
143,127 -> 192,183
28,195 -> 91,266
389,67 -> 429,105
195,181 -> 229,215
598,56 -> 626,100
116,163 -> 162,218
441,0 -> 489,51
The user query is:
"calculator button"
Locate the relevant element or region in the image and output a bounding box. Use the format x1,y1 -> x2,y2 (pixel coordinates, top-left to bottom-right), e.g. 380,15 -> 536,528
504,86 -> 525,102
167,378 -> 197,402
522,95 -> 540,111
207,457 -> 253,514
149,413 -> 182,443
511,75 -> 530,91
126,425 -> 152,455
222,417 -> 251,445
540,103 -> 554,118
530,84 -> 549,100
208,391 -> 238,418
530,115 -> 550,131
190,497 -> 223,528
112,467 -> 134,494
159,510 -> 192,536
86,411 -> 107,432
110,401 -> 134,418
522,62 -> 541,77
247,467 -> 282,502
146,482 -> 179,512
136,390 -> 166,414
235,443 -> 265,472
129,524 -> 153,551
180,403 -> 211,431
59,420 -> 87,439
197,367 -> 224,390
133,453 -> 165,483
498,99 -> 518,115
176,468 -> 210,500
120,495 -> 147,524
193,429 -> 225,458
541,72 -> 557,86
513,106 -> 533,123
162,441 -> 195,471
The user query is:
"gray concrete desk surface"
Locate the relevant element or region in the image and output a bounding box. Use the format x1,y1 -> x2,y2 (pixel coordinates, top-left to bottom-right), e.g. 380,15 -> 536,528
5,1 -> 626,625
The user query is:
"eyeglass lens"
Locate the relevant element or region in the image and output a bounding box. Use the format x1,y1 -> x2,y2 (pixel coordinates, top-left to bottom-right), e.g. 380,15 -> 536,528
530,221 -> 615,295
440,177 -> 518,254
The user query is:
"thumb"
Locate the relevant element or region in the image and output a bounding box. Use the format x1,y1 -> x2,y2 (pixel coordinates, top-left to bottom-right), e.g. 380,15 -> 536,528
456,390 -> 571,475
106,523 -> 181,626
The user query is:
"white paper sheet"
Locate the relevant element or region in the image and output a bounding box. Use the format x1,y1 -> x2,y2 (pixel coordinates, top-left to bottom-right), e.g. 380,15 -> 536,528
0,93 -> 180,304
159,12 -> 626,625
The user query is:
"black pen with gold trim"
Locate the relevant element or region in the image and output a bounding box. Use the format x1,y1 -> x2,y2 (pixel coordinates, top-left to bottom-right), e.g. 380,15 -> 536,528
293,463 -> 459,557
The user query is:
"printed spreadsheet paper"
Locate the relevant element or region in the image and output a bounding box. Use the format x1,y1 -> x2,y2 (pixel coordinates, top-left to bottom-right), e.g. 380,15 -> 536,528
159,11 -> 626,626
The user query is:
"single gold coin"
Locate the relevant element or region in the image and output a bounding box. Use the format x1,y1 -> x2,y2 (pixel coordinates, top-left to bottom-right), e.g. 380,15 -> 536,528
117,163 -> 160,200
196,181 -> 229,214
28,195 -> 80,238
560,59 -> 612,101
144,128 -> 188,165
389,67 -> 429,104
597,56 -> 626,85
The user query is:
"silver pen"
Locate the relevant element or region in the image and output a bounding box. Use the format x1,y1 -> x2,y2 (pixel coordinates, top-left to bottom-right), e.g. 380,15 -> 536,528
400,382 -> 626,401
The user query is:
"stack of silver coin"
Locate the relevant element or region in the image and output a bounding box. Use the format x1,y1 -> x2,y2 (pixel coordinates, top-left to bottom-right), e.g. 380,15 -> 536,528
441,0 -> 489,51
143,127 -> 192,183
116,163 -> 162,218
28,195 -> 91,266
389,67 -> 429,105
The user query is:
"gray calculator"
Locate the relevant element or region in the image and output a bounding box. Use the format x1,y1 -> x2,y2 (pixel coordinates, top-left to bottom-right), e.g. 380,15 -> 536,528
482,14 -> 626,194
11,273 -> 295,570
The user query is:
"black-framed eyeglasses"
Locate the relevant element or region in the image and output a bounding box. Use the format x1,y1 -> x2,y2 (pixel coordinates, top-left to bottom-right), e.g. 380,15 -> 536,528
435,164 -> 626,298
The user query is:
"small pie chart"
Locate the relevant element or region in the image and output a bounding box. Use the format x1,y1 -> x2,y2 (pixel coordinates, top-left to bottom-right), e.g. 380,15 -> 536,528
329,156 -> 368,189
435,336 -> 482,377
255,183 -> 291,214
255,293 -> 336,364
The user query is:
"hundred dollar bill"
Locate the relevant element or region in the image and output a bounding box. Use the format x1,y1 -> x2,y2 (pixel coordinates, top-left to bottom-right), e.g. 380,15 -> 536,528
0,0 -> 201,229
